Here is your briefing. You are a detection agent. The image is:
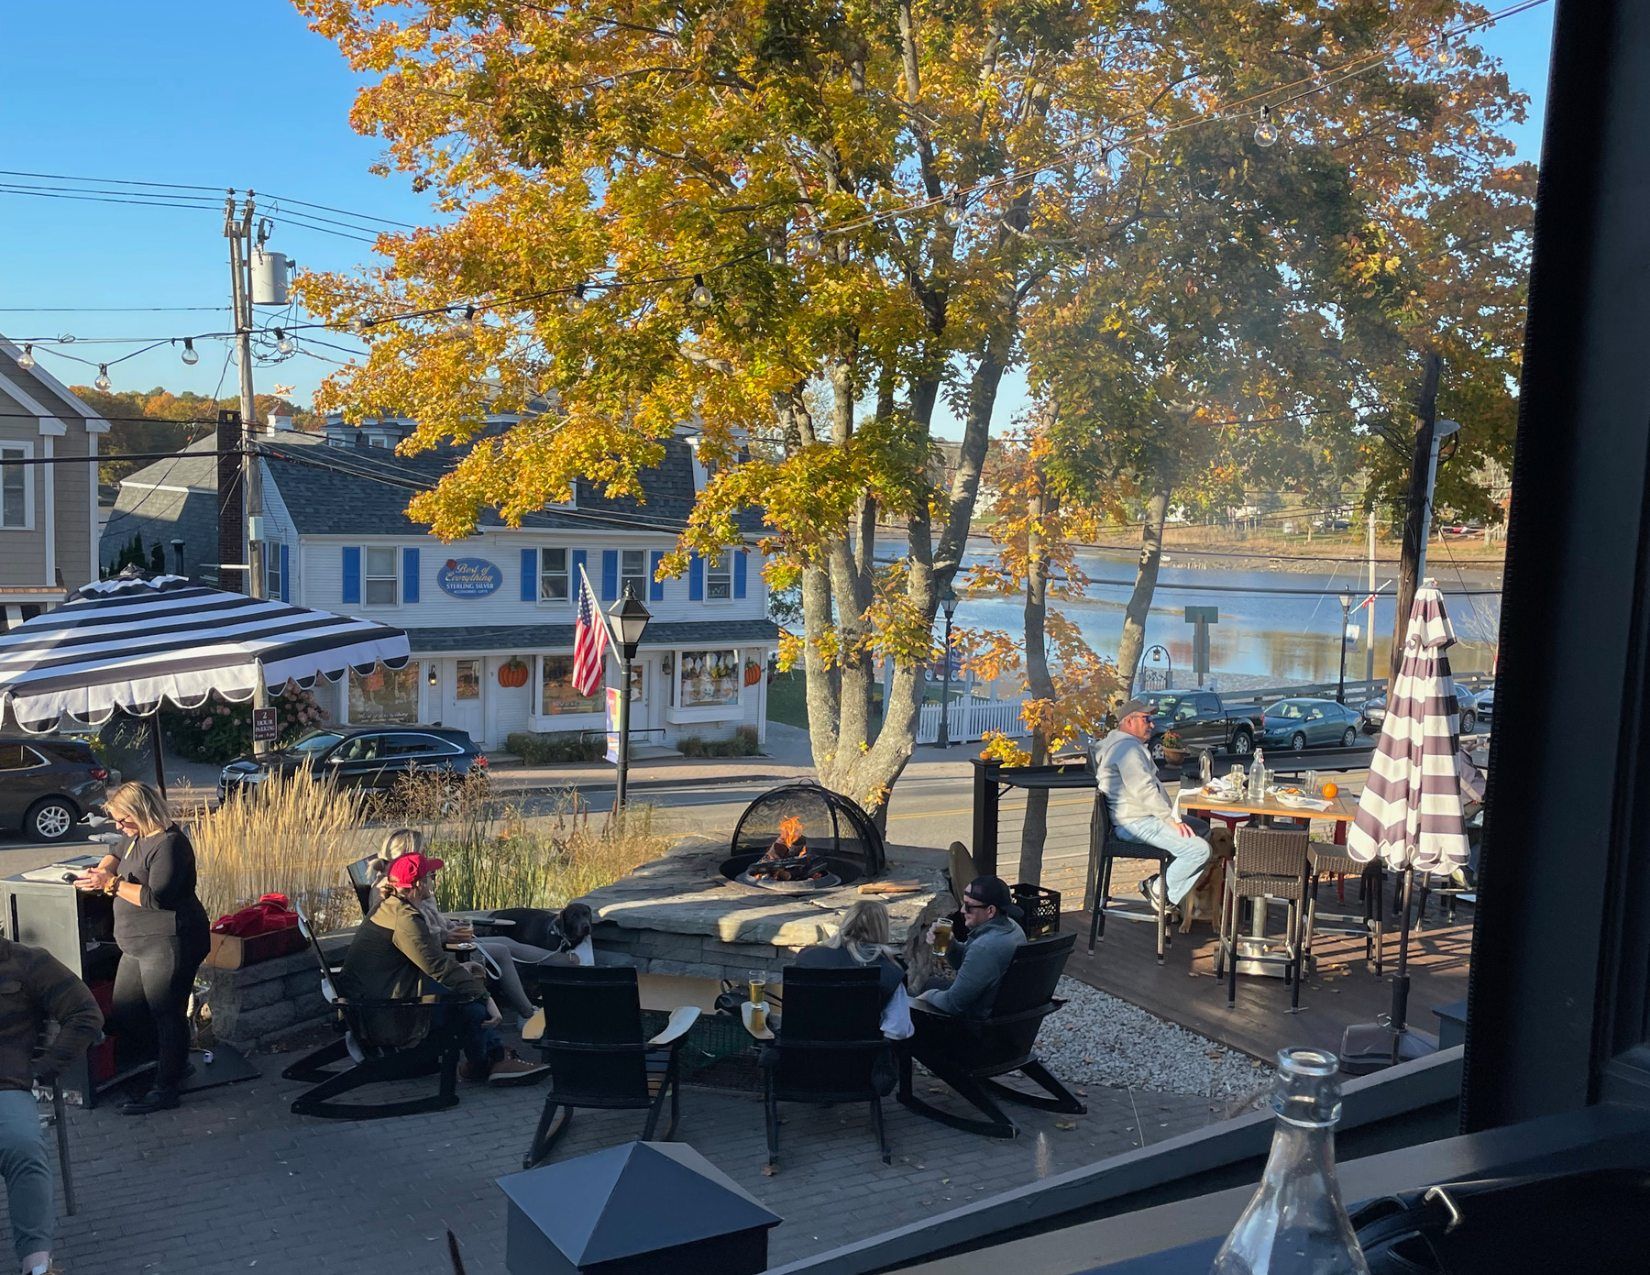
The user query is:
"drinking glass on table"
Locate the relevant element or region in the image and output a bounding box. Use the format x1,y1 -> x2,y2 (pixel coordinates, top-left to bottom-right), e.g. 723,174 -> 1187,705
1229,764 -> 1247,794
932,917 -> 954,957
748,970 -> 767,1006
1199,749 -> 1214,788
1305,771 -> 1321,798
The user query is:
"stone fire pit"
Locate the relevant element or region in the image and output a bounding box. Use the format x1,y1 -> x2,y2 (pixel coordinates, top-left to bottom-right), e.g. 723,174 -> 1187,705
582,835 -> 950,981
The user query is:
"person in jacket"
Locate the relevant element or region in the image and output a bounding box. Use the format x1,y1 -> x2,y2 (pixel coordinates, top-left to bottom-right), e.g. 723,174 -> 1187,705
0,931 -> 102,1275
1093,698 -> 1214,921
339,852 -> 546,1085
794,899 -> 913,1039
917,876 -> 1026,1019
74,781 -> 210,1115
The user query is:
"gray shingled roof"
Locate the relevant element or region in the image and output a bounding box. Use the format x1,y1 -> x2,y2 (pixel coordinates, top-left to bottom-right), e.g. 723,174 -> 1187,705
402,619 -> 780,652
102,438 -> 226,583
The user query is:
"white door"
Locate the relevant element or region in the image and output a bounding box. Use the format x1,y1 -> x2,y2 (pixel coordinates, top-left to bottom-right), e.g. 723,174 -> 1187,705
444,658 -> 486,745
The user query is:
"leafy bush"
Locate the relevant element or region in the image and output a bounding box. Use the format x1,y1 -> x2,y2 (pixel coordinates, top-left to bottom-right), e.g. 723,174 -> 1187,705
162,684 -> 330,763
505,730 -> 604,764
676,726 -> 761,758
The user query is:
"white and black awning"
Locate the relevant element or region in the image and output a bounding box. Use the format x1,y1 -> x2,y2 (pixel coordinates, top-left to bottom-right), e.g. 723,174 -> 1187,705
0,571 -> 410,732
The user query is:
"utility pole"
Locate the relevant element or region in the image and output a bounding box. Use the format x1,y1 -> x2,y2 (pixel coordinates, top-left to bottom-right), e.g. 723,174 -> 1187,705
1391,353 -> 1444,687
226,192 -> 269,751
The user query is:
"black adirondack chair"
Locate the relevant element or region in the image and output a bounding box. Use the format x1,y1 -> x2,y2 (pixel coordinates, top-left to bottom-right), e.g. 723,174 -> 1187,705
898,931 -> 1086,1139
282,905 -> 463,1120
346,855 -> 379,916
761,965 -> 893,1171
521,966 -> 700,1168
1088,792 -> 1174,962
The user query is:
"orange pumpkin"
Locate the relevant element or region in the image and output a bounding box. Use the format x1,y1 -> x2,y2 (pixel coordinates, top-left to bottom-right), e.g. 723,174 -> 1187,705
498,657 -> 530,688
744,659 -> 762,687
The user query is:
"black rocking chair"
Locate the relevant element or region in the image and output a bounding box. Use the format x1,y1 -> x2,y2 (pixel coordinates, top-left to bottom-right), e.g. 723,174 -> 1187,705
761,965 -> 893,1171
522,966 -> 700,1169
899,931 -> 1086,1139
282,906 -> 463,1120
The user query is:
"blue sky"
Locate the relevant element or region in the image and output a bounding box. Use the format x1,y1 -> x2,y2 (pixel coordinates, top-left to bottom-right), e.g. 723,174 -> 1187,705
1,1 -> 1556,427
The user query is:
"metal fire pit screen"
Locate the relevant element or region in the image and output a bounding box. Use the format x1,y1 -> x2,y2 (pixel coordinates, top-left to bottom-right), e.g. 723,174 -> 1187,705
724,781 -> 887,887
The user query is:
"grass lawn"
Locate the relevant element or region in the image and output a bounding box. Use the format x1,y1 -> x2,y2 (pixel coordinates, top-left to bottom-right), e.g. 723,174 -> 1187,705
766,670 -> 946,730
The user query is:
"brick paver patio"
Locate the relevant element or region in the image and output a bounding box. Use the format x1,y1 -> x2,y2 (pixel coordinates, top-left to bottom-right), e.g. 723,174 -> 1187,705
29,1048 -> 1228,1275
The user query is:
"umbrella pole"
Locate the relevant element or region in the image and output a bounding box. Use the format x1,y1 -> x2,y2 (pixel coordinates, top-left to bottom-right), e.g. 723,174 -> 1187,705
148,715 -> 167,798
1390,865 -> 1415,1038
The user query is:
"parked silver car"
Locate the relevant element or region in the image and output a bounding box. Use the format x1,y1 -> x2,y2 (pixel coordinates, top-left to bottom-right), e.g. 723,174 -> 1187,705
1362,680 -> 1482,735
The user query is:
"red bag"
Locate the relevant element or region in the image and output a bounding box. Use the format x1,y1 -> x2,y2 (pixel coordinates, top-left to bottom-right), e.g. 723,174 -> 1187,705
212,893 -> 299,938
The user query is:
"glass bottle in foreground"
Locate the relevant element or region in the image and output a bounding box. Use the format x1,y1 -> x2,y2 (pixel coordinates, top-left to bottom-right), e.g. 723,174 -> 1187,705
1211,1047 -> 1370,1274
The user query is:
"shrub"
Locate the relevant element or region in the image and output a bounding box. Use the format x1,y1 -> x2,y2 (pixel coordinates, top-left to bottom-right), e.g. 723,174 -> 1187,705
162,684 -> 330,763
505,730 -> 604,764
188,769 -> 368,934
676,726 -> 762,758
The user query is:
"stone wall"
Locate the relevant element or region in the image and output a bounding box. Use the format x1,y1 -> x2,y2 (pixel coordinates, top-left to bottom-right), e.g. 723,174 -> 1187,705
198,939 -> 343,1054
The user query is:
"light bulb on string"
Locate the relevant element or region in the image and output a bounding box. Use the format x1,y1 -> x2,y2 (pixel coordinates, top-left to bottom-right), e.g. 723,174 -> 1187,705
690,274 -> 713,308
463,305 -> 477,325
275,329 -> 297,357
16,344 -> 33,370
1434,40 -> 1455,67
180,338 -> 199,366
943,195 -> 965,228
1253,106 -> 1280,148
566,284 -> 587,313
350,317 -> 369,336
797,230 -> 823,260
94,364 -> 112,392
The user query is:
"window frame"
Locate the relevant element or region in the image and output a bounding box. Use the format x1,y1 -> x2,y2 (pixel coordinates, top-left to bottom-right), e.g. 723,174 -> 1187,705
362,544 -> 399,608
0,441 -> 33,531
539,653 -> 602,718
265,542 -> 283,600
620,548 -> 647,599
539,546 -> 570,604
705,552 -> 733,601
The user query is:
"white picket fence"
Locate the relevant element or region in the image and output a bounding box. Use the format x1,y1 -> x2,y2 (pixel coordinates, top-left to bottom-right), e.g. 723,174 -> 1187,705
915,696 -> 1029,744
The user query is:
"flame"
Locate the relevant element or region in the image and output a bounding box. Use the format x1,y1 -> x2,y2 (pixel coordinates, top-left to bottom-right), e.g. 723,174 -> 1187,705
778,816 -> 804,848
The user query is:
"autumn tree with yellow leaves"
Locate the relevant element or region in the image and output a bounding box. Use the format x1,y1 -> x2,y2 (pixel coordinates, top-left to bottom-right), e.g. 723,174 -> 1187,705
292,0 -> 1532,813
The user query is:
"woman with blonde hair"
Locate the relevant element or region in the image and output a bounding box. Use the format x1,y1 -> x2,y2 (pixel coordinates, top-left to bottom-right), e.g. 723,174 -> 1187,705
74,781 -> 210,1114
795,899 -> 913,1039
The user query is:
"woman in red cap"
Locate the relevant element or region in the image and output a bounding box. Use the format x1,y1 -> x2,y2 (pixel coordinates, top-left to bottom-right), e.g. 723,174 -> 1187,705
338,852 -> 546,1084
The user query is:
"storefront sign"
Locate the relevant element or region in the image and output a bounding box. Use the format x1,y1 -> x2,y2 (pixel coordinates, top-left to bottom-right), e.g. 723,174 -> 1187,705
252,707 -> 278,742
437,557 -> 502,598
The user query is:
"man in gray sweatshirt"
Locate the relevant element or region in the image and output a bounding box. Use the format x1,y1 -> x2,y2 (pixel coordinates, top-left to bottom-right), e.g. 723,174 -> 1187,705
918,876 -> 1026,1019
1093,698 -> 1213,919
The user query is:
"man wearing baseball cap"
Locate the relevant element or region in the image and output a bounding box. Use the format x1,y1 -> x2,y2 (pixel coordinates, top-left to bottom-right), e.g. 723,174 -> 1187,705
339,852 -> 547,1085
1093,698 -> 1213,922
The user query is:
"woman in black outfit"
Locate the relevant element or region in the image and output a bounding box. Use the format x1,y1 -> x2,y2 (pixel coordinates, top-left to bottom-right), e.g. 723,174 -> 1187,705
76,782 -> 210,1115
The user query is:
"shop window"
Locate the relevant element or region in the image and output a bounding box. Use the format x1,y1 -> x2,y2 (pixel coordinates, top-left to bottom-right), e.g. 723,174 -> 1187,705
541,654 -> 601,715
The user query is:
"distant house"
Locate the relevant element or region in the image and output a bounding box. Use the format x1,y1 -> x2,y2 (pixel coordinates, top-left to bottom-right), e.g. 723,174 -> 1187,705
0,336 -> 110,632
103,416 -> 777,751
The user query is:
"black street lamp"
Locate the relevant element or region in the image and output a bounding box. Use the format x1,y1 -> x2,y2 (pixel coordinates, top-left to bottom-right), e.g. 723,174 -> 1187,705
608,585 -> 652,812
937,585 -> 960,748
1144,643 -> 1173,691
1337,592 -> 1352,704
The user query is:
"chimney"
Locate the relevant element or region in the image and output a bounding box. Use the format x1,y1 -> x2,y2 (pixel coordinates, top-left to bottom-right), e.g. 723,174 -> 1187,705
170,538 -> 187,577
270,414 -> 295,433
217,411 -> 245,594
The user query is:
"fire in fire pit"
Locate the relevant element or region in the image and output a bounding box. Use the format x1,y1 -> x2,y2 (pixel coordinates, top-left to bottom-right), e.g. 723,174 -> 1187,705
721,781 -> 886,892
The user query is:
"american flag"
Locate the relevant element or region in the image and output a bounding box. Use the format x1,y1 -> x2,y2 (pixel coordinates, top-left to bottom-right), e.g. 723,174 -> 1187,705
571,569 -> 609,696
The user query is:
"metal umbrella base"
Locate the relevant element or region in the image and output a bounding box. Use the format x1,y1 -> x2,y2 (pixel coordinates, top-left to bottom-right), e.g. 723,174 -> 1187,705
1337,867 -> 1441,1074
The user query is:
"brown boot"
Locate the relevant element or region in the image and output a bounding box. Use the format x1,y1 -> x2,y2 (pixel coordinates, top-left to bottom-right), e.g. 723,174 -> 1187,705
487,1049 -> 550,1085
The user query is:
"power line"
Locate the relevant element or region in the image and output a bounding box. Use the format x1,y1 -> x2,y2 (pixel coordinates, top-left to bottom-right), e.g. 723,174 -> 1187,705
0,168 -> 223,192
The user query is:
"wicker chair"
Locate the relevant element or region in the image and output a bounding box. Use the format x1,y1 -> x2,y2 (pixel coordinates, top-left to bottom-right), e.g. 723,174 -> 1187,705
1306,842 -> 1385,973
1214,827 -> 1311,1010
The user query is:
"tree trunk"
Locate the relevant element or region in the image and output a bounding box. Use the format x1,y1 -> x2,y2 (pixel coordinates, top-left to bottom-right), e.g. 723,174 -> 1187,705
1019,481 -> 1056,885
1116,484 -> 1173,696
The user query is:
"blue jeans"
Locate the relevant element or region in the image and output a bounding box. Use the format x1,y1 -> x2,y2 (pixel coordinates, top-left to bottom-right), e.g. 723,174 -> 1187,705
1116,815 -> 1214,905
0,1089 -> 52,1266
433,1000 -> 501,1072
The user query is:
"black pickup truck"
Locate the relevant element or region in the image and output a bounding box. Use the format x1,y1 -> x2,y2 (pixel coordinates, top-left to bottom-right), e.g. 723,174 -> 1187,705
1136,690 -> 1265,761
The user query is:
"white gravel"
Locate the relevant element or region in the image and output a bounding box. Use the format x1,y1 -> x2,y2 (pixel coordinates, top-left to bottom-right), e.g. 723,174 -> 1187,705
1036,976 -> 1274,1100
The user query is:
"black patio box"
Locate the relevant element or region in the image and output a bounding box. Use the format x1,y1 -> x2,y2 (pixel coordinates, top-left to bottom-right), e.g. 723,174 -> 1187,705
497,1140 -> 780,1275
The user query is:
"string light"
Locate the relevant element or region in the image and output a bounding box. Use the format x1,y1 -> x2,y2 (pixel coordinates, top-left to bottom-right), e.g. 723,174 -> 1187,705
1253,105 -> 1280,147
16,344 -> 33,370
1434,40 -> 1456,66
797,230 -> 823,259
94,364 -> 111,391
180,337 -> 199,365
690,274 -> 713,308
566,283 -> 587,313
349,317 -> 369,335
275,328 -> 297,356
462,304 -> 477,324
944,195 -> 965,228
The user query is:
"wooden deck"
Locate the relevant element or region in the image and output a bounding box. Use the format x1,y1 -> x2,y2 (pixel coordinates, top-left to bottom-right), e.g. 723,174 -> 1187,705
1058,882 -> 1473,1063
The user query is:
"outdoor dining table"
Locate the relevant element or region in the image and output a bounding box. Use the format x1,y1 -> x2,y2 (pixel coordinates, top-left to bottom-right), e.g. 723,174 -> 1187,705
1179,786 -> 1360,978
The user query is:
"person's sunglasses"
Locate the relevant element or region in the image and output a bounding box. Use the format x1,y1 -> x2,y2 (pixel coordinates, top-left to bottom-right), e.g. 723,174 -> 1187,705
961,898 -> 988,912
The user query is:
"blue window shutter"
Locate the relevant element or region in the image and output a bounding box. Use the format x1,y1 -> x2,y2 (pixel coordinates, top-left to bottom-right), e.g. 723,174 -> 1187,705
402,547 -> 420,605
689,552 -> 704,602
280,544 -> 290,602
342,546 -> 361,605
571,549 -> 588,598
520,548 -> 537,602
648,550 -> 665,602
734,550 -> 748,599
601,550 -> 618,602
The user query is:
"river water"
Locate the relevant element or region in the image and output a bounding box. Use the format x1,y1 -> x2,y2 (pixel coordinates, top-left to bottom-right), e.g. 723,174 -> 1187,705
955,549 -> 1502,686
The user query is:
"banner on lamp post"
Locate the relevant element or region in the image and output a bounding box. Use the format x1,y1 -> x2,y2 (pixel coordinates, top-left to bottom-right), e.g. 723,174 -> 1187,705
605,686 -> 621,764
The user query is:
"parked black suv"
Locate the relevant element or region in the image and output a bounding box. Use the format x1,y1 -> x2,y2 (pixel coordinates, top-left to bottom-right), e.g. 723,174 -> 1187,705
0,736 -> 110,842
218,725 -> 486,802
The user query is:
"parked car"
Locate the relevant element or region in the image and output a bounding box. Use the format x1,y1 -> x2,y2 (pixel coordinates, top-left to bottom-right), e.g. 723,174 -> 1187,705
1135,691 -> 1264,761
219,725 -> 486,803
1257,698 -> 1365,751
1362,681 -> 1481,735
0,736 -> 110,842
1474,686 -> 1494,730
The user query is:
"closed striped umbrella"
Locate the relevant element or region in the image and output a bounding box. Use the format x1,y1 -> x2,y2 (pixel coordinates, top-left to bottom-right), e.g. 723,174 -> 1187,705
1346,583 -> 1471,872
0,571 -> 409,732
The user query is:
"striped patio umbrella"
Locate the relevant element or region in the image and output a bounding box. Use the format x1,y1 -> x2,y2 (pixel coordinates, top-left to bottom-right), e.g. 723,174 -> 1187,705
1346,583 -> 1471,871
0,572 -> 408,785
1341,582 -> 1470,1072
